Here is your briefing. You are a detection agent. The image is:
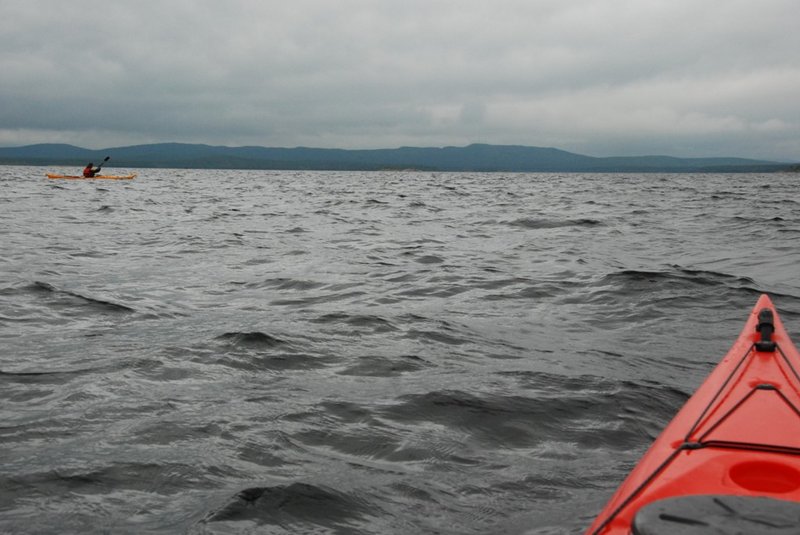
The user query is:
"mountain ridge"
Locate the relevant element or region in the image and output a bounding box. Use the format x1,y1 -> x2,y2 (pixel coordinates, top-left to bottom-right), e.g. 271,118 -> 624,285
0,142 -> 793,172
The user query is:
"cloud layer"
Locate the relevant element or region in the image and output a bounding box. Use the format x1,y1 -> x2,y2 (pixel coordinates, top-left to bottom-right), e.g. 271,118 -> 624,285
2,0 -> 799,159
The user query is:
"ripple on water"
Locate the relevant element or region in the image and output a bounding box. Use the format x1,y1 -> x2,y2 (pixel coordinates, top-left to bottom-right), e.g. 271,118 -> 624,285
1,169 -> 799,534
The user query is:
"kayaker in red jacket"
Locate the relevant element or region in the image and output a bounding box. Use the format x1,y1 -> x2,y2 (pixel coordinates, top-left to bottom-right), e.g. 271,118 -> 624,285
83,163 -> 101,177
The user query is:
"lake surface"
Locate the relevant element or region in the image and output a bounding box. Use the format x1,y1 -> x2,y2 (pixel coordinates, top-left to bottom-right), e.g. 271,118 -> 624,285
1,167 -> 799,534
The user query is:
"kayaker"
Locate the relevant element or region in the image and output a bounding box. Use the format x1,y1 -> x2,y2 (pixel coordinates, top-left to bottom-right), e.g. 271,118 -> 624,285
83,163 -> 101,177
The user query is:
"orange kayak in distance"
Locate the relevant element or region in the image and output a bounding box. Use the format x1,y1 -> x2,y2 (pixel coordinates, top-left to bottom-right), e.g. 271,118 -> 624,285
587,294 -> 800,534
46,173 -> 137,180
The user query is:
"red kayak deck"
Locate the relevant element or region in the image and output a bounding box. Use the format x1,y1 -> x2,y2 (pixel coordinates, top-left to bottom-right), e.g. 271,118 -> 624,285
587,294 -> 800,534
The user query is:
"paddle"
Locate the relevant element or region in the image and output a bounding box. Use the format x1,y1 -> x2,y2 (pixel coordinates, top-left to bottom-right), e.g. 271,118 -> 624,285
95,156 -> 110,173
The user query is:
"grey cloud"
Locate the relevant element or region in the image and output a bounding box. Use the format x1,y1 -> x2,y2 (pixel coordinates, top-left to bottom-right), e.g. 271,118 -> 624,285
1,0 -> 798,160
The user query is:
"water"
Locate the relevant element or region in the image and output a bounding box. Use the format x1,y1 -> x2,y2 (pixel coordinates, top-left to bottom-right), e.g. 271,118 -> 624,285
1,167 -> 799,534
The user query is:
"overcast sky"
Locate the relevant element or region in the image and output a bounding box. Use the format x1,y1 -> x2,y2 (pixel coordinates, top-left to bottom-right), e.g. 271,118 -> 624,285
2,0 -> 799,160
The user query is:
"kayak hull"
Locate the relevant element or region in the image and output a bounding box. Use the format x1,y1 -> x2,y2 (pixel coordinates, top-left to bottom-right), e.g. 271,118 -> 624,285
587,294 -> 800,534
46,173 -> 137,180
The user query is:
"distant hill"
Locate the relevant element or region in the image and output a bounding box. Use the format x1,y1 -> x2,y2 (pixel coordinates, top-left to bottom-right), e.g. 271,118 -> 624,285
0,142 -> 793,172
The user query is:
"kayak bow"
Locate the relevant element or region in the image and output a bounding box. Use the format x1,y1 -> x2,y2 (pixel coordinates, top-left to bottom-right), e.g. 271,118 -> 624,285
46,173 -> 136,180
587,294 -> 800,534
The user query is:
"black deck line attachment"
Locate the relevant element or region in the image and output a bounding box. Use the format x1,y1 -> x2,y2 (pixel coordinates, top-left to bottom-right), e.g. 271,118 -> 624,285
756,308 -> 777,352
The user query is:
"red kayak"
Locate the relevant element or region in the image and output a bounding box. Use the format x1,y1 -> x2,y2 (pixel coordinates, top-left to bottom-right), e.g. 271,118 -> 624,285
587,294 -> 800,534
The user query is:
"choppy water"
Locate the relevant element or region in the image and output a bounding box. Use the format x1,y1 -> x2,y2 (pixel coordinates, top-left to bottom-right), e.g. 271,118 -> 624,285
1,167 -> 799,534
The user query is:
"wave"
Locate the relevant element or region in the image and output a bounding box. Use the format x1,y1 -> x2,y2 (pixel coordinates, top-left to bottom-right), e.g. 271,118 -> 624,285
311,312 -> 398,333
208,332 -> 331,371
376,380 -> 687,450
215,331 -> 287,348
507,218 -> 603,229
403,328 -> 469,346
242,277 -> 325,291
0,462 -> 201,498
336,354 -> 430,377
598,267 -> 758,291
568,265 -> 795,310
0,368 -> 96,384
29,281 -> 136,314
204,483 -> 373,529
415,254 -> 444,264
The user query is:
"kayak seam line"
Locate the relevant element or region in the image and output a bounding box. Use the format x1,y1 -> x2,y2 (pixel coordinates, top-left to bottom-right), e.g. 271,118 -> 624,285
698,381 -> 800,444
696,386 -> 763,442
683,343 -> 756,442
587,446 -> 685,535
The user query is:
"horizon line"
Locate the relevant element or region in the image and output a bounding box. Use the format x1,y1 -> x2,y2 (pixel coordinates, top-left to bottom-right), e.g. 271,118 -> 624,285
1,140 -> 795,163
